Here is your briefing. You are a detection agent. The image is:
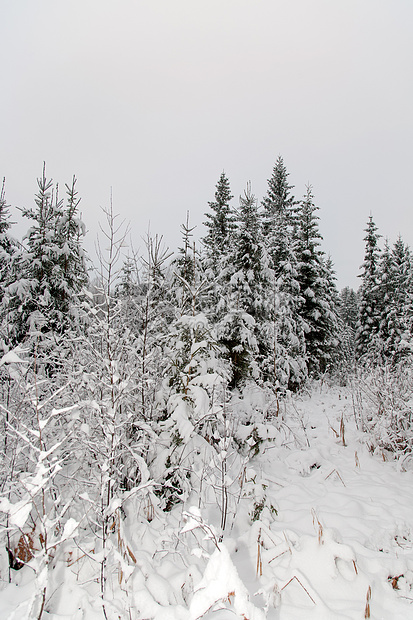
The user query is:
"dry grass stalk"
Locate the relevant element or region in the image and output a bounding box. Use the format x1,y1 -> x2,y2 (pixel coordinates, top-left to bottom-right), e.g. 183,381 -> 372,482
355,451 -> 360,468
364,585 -> 371,618
281,576 -> 316,605
330,425 -> 339,438
268,549 -> 289,564
311,509 -> 324,545
340,414 -> 346,446
145,496 -> 155,522
325,469 -> 346,487
256,529 -> 263,577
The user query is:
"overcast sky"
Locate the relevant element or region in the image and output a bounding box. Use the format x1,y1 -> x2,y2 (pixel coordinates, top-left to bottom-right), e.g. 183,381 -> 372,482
1,0 -> 412,289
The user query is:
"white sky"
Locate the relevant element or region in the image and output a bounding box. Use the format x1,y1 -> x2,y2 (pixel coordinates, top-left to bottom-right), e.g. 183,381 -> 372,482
1,0 -> 412,289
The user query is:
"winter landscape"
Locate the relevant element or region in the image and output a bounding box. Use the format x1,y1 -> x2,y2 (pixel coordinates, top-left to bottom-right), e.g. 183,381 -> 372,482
2,1 -> 412,618
1,158 -> 413,619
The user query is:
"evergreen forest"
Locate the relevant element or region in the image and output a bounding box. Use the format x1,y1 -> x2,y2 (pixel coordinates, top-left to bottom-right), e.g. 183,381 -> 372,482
1,159 -> 413,619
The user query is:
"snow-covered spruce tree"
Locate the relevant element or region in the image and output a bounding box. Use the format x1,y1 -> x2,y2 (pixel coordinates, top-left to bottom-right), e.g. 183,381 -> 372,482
261,155 -> 296,238
202,172 -> 237,321
356,215 -> 382,361
375,240 -> 399,362
0,179 -> 15,293
55,176 -> 88,316
171,213 -> 207,316
202,171 -> 236,277
340,287 -> 359,331
338,286 -> 359,375
218,184 -> 270,388
0,179 -> 19,352
393,236 -> 413,358
258,157 -> 306,390
264,215 -> 306,389
4,166 -> 88,350
295,185 -> 339,376
376,237 -> 413,362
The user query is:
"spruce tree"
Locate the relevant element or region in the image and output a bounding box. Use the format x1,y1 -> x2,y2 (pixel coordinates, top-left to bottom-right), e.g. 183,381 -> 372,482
339,287 -> 359,330
202,172 -> 236,274
356,215 -> 381,361
0,179 -> 18,351
5,165 -> 88,345
172,213 -> 206,316
219,184 -> 269,387
56,176 -> 89,317
375,237 -> 413,362
0,179 -> 15,286
260,157 -> 306,388
295,186 -> 339,375
261,155 -> 296,230
202,172 -> 237,325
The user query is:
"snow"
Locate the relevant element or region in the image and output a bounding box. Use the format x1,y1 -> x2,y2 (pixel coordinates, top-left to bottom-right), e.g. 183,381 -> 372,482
2,384 -> 413,618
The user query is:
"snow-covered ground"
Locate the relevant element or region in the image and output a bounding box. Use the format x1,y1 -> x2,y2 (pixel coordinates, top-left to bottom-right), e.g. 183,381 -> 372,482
2,384 -> 413,619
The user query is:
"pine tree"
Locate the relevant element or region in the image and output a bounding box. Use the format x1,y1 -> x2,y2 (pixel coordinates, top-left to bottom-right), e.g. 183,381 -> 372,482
356,215 -> 381,361
295,186 -> 339,375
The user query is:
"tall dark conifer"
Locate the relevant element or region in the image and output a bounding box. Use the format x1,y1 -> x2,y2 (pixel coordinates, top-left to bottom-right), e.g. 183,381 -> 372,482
356,215 -> 381,360
296,186 -> 339,375
202,172 -> 236,273
5,166 -> 88,344
0,179 -> 15,295
219,184 -> 269,387
261,156 -> 296,228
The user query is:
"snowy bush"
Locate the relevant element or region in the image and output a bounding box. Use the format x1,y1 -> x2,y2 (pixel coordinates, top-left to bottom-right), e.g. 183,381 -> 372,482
351,364 -> 413,459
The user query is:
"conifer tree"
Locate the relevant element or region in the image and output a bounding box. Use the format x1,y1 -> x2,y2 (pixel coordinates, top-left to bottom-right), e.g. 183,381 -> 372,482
219,184 -> 269,387
56,176 -> 89,317
172,213 -> 206,316
339,287 -> 359,330
376,237 -> 413,362
295,186 -> 339,375
202,172 -> 236,275
0,179 -> 15,287
5,166 -> 88,345
258,158 -> 307,387
0,179 -> 18,351
338,286 -> 359,373
202,173 -> 237,325
261,155 -> 296,231
356,215 -> 381,361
